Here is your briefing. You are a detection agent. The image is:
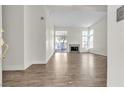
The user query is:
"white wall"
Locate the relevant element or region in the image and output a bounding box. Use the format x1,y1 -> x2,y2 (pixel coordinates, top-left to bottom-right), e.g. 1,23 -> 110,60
107,5 -> 124,86
0,5 -> 2,86
45,9 -> 55,62
2,5 -> 54,70
2,5 -> 25,70
89,17 -> 107,56
24,6 -> 46,68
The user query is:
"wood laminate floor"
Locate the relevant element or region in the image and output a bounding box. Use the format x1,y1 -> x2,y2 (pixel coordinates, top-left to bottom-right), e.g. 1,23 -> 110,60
3,53 -> 107,87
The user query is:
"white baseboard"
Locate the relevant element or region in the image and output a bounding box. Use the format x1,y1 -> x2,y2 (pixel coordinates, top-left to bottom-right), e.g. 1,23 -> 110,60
3,64 -> 25,71
46,51 -> 55,63
89,50 -> 107,56
24,62 -> 32,70
24,61 -> 47,70
3,61 -> 47,71
32,61 -> 47,65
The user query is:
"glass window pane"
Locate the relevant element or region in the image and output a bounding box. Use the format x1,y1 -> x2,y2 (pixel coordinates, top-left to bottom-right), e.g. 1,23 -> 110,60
82,37 -> 88,41
89,41 -> 93,48
89,35 -> 93,48
89,36 -> 93,42
90,29 -> 94,35
56,31 -> 67,36
82,30 -> 94,49
82,31 -> 88,48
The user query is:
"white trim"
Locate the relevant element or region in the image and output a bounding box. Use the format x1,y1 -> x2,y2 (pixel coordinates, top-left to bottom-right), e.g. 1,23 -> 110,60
2,65 -> 25,71
3,60 -> 48,71
89,49 -> 107,56
46,51 -> 54,63
32,61 -> 47,65
24,62 -> 32,70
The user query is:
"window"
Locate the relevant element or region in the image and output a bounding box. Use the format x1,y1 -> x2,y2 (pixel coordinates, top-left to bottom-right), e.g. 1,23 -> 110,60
89,30 -> 94,49
82,31 -> 88,48
82,29 -> 94,49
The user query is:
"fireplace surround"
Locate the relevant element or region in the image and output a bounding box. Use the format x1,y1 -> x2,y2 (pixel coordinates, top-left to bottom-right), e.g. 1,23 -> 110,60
69,44 -> 80,52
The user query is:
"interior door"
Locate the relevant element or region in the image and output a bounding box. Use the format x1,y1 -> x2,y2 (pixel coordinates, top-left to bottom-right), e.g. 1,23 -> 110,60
0,5 -> 2,87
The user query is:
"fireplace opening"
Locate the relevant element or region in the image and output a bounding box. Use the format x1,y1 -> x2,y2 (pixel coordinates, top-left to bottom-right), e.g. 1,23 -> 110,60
69,44 -> 80,52
71,47 -> 79,52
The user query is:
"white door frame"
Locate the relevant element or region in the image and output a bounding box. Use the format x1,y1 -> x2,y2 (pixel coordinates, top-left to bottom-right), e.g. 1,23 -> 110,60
0,5 -> 2,87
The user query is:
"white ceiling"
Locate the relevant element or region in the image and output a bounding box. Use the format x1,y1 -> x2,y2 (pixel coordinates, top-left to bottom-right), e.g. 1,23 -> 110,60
47,5 -> 107,27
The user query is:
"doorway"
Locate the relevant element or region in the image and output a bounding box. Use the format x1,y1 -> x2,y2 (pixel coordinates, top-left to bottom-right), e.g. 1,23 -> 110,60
55,31 -> 67,52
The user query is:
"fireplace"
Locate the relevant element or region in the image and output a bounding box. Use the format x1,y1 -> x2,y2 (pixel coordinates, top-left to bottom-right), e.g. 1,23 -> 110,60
69,44 -> 80,52
71,46 -> 79,51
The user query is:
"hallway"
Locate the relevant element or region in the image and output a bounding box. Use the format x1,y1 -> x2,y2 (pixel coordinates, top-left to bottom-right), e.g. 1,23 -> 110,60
3,53 -> 107,87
